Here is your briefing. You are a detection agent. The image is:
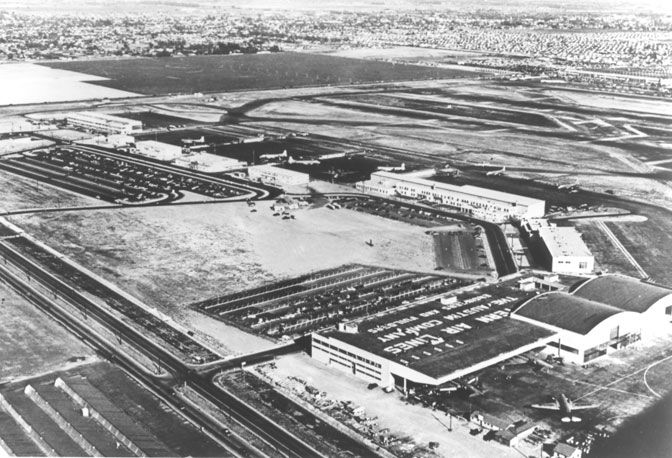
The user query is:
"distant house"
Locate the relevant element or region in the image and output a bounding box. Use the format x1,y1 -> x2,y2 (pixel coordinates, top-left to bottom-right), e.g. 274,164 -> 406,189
553,442 -> 582,458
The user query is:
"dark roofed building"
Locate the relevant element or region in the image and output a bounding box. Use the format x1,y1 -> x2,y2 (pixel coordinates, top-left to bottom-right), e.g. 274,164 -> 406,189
311,281 -> 556,389
513,292 -> 623,336
572,274 -> 672,319
512,292 -> 643,364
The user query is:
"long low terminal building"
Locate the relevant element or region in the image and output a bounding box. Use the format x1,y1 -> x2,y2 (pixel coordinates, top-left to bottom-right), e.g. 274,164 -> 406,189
66,112 -> 143,135
356,170 -> 545,223
311,281 -> 556,390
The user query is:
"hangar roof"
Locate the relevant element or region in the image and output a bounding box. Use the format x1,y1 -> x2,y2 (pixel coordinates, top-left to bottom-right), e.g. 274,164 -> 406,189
572,275 -> 672,314
513,292 -> 624,335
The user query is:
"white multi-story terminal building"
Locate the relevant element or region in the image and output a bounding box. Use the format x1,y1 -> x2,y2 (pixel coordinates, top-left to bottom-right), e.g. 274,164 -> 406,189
523,219 -> 594,275
66,112 -> 143,135
248,164 -> 310,188
356,171 -> 545,222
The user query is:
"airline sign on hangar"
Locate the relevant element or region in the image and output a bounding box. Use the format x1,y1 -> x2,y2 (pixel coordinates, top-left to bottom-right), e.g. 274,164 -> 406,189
368,294 -> 520,355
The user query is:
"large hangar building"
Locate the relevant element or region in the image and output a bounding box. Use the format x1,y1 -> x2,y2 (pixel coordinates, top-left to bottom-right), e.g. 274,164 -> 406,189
512,292 -> 643,364
571,274 -> 672,323
512,274 -> 672,364
312,273 -> 672,389
311,281 -> 556,390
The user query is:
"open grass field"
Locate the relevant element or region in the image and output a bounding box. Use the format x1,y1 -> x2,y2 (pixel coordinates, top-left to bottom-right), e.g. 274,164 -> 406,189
42,53 -> 476,96
574,221 -> 640,276
321,93 -> 558,128
604,221 -> 672,282
0,282 -> 94,383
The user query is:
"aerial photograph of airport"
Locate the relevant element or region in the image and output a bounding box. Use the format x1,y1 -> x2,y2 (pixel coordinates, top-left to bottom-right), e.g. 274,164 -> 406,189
1,0 -> 672,457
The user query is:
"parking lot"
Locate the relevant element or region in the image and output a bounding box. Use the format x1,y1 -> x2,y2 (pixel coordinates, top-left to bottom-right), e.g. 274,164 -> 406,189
0,147 -> 248,203
192,263 -> 469,339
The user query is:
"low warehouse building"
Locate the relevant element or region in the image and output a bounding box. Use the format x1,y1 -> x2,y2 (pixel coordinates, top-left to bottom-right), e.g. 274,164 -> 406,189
512,292 -> 643,364
248,164 -> 310,188
571,274 -> 672,324
134,140 -> 183,161
174,152 -> 246,173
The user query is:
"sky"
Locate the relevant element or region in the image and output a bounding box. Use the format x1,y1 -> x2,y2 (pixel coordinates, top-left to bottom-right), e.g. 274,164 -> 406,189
1,0 -> 671,15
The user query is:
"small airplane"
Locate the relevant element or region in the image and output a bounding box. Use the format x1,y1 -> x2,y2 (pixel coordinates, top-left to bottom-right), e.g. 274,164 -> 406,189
531,394 -> 598,423
288,156 -> 320,165
377,162 -> 406,172
182,136 -> 205,145
486,166 -> 506,176
365,239 -> 374,247
558,182 -> 579,191
260,150 -> 288,160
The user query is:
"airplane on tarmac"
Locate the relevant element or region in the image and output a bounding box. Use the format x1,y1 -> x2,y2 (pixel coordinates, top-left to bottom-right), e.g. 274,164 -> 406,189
531,394 -> 598,423
377,163 -> 406,172
486,166 -> 506,176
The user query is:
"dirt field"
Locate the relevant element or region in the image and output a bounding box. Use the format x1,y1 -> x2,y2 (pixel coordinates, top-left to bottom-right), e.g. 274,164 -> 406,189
0,169 -> 107,212
0,137 -> 53,155
0,282 -> 95,383
8,202 -> 436,312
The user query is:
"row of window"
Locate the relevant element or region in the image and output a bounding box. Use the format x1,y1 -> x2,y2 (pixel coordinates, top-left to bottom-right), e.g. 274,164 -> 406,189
547,340 -> 579,354
313,338 -> 382,370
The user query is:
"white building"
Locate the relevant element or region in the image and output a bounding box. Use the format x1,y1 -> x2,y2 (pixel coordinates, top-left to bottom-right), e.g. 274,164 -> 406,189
174,152 -> 246,173
134,140 -> 183,162
248,164 -> 310,188
311,284 -> 555,390
356,171 -> 545,222
66,112 -> 142,135
512,292 -> 643,364
76,134 -> 134,149
524,219 -> 594,275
